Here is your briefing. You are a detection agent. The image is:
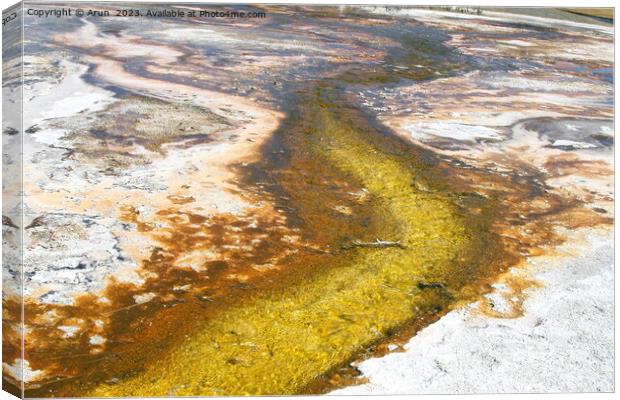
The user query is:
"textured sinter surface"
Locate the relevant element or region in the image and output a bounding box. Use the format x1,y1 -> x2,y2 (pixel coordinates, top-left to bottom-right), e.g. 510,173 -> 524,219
2,4 -> 613,396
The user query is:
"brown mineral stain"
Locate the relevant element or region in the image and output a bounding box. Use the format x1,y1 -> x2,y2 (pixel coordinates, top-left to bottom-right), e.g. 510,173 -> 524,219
544,153 -> 613,178
166,195 -> 196,205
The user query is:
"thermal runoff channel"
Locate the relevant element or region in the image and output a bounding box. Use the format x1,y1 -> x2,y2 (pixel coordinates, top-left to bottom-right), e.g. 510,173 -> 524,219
1,4 -> 613,397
